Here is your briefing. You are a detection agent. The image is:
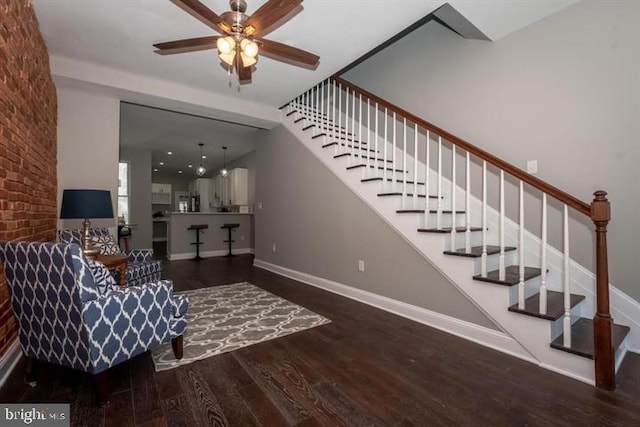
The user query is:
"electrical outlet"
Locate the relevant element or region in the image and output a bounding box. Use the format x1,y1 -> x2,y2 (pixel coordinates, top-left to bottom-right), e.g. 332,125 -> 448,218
272,243 -> 276,252
527,160 -> 538,174
358,260 -> 365,272
258,202 -> 263,210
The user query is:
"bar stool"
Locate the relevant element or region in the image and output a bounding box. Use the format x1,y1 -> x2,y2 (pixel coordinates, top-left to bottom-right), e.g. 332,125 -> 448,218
221,223 -> 239,257
187,224 -> 208,260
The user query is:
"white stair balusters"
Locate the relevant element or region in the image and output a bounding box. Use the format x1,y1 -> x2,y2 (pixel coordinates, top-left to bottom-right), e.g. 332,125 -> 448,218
450,145 -> 457,249
563,204 -> 572,347
499,170 -> 506,282
539,193 -> 548,315
518,180 -> 525,310
481,161 -> 488,277
424,131 -> 431,229
383,108 -> 389,188
465,152 -> 471,253
436,136 -> 443,230
402,118 -> 408,207
413,123 -> 418,208
392,113 -> 397,192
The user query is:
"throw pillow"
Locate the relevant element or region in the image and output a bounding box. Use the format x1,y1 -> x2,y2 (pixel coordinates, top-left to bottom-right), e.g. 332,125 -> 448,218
90,233 -> 121,255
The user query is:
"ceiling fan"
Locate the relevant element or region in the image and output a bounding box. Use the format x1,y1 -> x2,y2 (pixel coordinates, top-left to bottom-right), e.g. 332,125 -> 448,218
154,0 -> 320,83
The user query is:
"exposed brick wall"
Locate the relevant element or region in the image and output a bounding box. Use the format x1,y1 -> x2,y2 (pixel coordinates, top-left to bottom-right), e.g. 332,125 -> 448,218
0,1 -> 57,356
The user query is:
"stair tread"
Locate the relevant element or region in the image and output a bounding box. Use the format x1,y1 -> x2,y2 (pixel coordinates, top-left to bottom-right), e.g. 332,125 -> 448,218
473,265 -> 542,286
508,291 -> 586,321
333,153 -> 393,163
418,227 -> 483,233
550,318 -> 630,359
443,245 -> 517,258
398,209 -> 465,214
322,142 -> 378,153
347,164 -> 406,172
379,192 -> 436,199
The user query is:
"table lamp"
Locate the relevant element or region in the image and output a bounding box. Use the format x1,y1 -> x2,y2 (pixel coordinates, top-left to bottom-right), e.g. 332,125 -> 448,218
60,189 -> 114,258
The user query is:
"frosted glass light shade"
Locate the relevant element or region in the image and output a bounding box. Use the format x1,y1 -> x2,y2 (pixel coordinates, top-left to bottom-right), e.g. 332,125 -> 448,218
240,52 -> 256,67
240,38 -> 258,58
216,36 -> 235,54
219,50 -> 236,66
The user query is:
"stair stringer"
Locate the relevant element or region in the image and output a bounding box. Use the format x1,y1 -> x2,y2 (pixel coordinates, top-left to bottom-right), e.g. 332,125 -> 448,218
282,111 -> 597,385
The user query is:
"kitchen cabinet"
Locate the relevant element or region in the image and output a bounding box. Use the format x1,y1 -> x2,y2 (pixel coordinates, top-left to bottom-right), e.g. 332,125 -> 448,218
229,168 -> 249,205
151,183 -> 172,205
192,178 -> 213,212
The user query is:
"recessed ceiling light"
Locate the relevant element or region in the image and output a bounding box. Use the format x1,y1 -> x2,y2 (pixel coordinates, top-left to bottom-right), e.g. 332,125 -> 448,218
188,164 -> 193,168
178,170 -> 183,174
153,168 -> 158,172
202,155 -> 207,159
159,161 -> 164,166
167,151 -> 173,155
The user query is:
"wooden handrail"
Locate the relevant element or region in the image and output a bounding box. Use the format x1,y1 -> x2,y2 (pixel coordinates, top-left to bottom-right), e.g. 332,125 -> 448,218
331,76 -> 591,217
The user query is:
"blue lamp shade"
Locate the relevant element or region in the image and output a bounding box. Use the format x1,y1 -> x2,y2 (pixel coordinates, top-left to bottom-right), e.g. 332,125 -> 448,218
60,189 -> 114,219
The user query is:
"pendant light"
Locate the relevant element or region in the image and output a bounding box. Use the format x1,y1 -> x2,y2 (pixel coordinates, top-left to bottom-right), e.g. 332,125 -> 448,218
196,143 -> 206,176
220,146 -> 228,177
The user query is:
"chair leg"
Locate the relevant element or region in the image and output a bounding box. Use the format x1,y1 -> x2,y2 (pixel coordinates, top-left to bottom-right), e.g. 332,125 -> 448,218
172,335 -> 184,359
94,371 -> 110,405
24,356 -> 38,386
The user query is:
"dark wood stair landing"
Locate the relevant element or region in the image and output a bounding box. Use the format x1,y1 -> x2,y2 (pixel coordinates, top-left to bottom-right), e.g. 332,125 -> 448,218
550,318 -> 630,359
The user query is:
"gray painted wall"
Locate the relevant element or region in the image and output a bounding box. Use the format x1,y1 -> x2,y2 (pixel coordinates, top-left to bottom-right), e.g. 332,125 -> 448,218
343,0 -> 640,302
254,125 -> 499,330
119,147 -> 152,249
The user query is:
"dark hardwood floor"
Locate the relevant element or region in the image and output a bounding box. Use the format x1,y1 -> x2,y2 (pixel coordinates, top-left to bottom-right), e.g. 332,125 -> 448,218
1,250 -> 639,426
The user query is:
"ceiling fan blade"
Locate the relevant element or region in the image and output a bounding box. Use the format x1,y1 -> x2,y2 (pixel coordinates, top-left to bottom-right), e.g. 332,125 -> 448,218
153,36 -> 219,55
259,38 -> 319,67
243,0 -> 302,37
171,0 -> 230,34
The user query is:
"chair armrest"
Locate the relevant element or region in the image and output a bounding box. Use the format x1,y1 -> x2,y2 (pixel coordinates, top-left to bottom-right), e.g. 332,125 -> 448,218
82,280 -> 175,373
127,249 -> 155,263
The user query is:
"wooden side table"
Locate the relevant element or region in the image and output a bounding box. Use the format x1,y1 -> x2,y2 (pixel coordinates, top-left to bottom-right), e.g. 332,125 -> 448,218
96,254 -> 129,287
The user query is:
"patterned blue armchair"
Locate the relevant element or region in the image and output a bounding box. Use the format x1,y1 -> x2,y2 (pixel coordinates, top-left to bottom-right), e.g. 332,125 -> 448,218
58,228 -> 162,287
0,240 -> 188,403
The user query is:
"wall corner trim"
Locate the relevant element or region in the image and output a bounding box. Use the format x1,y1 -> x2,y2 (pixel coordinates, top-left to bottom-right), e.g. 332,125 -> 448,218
254,258 -> 537,365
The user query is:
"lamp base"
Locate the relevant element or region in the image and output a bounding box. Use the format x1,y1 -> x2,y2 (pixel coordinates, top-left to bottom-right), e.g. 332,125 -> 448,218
81,218 -> 100,260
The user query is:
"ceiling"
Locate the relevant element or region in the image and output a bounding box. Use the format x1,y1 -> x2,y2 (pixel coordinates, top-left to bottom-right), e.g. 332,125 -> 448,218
120,102 -> 259,177
34,0 -> 578,176
32,0 -> 579,109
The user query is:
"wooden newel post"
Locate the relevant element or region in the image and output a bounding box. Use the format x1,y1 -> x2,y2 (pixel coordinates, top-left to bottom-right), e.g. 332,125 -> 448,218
591,190 -> 615,390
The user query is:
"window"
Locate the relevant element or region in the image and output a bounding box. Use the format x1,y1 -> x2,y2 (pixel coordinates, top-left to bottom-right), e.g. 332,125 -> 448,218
117,162 -> 129,224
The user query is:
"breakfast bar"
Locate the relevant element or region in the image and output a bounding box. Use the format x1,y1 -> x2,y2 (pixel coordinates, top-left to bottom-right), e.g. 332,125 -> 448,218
167,212 -> 253,260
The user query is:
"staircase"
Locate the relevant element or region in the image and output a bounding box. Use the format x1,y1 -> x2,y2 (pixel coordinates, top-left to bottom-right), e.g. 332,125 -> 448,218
280,76 -> 634,390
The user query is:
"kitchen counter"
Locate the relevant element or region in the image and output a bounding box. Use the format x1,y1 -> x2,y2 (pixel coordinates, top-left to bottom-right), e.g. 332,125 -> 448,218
169,212 -> 252,215
167,212 -> 253,260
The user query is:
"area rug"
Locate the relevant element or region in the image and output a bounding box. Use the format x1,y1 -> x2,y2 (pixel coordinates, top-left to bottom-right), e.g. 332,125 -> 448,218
151,282 -> 331,371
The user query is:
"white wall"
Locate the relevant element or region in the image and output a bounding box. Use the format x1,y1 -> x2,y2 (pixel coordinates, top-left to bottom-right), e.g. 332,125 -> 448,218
344,0 -> 640,302
57,87 -> 120,231
254,125 -> 499,330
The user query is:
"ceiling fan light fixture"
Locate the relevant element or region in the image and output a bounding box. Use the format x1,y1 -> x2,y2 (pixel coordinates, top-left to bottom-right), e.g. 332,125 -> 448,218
240,51 -> 257,67
240,38 -> 258,58
216,36 -> 235,54
219,50 -> 236,66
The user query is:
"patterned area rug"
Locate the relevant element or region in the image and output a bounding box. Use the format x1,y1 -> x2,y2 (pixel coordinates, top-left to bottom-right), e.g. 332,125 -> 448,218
151,282 -> 330,371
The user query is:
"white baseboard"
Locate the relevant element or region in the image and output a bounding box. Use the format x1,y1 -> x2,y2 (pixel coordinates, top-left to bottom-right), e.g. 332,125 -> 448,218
254,258 -> 537,365
0,340 -> 22,389
168,248 -> 254,261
